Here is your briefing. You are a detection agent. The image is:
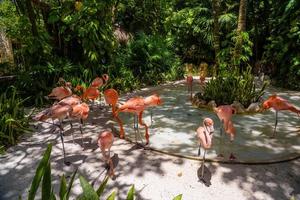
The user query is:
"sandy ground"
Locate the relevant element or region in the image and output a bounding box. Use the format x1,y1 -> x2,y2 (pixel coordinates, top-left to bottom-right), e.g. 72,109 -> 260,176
0,79 -> 300,200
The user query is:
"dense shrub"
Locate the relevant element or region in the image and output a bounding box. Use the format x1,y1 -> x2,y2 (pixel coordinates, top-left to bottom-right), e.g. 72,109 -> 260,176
203,67 -> 267,107
0,87 -> 30,153
113,33 -> 183,87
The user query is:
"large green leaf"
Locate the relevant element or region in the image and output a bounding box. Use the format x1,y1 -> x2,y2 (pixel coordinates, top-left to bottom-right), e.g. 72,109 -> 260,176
28,144 -> 52,200
42,162 -> 52,200
59,174 -> 67,200
172,194 -> 183,200
65,169 -> 78,200
126,185 -> 134,200
78,175 -> 99,200
106,191 -> 116,200
96,175 -> 109,197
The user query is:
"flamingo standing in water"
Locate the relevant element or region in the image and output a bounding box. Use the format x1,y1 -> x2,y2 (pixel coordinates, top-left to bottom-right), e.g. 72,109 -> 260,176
98,130 -> 115,177
114,94 -> 162,145
214,105 -> 237,160
263,94 -> 300,137
33,104 -> 73,165
186,76 -> 193,100
196,118 -> 215,182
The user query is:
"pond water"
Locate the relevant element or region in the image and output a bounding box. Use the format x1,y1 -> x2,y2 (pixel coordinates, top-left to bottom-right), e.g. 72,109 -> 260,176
115,79 -> 300,163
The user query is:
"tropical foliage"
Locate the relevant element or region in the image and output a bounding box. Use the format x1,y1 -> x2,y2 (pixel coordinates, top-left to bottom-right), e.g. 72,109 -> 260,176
0,0 -> 299,148
203,67 -> 267,107
0,87 -> 30,153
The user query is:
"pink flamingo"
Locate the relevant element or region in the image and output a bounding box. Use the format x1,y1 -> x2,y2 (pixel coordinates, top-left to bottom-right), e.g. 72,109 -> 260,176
263,94 -> 300,137
69,103 -> 89,146
104,88 -> 119,115
114,94 -> 162,145
186,76 -> 193,100
48,81 -> 72,101
33,104 -> 73,165
196,118 -> 214,182
98,130 -> 115,177
143,93 -> 162,126
213,105 -> 237,160
57,95 -> 90,145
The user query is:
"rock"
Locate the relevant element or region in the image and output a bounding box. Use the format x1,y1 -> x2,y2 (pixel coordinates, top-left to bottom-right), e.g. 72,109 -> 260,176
246,102 -> 262,113
231,101 -> 245,114
207,100 -> 217,109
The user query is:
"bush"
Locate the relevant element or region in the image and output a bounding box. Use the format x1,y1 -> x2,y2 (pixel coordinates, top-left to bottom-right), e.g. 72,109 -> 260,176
113,33 -> 183,87
0,87 -> 30,153
203,67 -> 267,107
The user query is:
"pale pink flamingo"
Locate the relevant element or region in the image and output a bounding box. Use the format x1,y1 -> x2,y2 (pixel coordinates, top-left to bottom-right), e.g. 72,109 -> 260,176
213,105 -> 237,160
33,104 -> 73,165
196,118 -> 215,181
69,103 -> 89,146
48,82 -> 72,100
263,94 -> 300,137
98,130 -> 115,177
144,93 -> 162,126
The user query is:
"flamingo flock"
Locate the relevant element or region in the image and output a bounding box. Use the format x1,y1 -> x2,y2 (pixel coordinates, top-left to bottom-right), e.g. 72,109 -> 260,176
32,74 -> 300,179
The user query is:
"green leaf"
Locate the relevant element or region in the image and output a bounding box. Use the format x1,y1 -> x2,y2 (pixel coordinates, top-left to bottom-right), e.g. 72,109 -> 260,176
66,169 -> 78,200
42,162 -> 52,200
126,185 -> 134,200
96,175 -> 109,197
172,194 -> 183,200
51,190 -> 56,200
78,176 -> 99,200
59,174 -> 67,200
28,144 -> 52,200
106,191 -> 116,200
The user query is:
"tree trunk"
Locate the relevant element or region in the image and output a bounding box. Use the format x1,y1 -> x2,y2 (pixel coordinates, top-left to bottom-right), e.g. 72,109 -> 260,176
212,0 -> 220,76
0,30 -> 15,67
237,0 -> 247,32
233,0 -> 247,69
25,0 -> 38,37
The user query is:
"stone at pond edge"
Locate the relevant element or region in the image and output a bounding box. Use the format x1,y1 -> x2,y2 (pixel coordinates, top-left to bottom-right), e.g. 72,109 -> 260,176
231,101 -> 246,114
246,102 -> 262,113
207,100 -> 217,109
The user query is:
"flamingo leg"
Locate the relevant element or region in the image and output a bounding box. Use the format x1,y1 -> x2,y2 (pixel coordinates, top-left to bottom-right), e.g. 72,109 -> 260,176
133,114 -> 138,143
198,143 -> 201,156
58,123 -> 70,166
107,149 -> 114,177
134,114 -> 144,145
200,149 -> 206,180
217,120 -> 224,158
229,141 -> 236,160
190,84 -> 193,100
150,109 -> 153,127
113,112 -> 125,139
51,119 -> 57,133
80,118 -> 84,147
138,111 -> 149,145
69,121 -> 75,144
273,110 -> 278,138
